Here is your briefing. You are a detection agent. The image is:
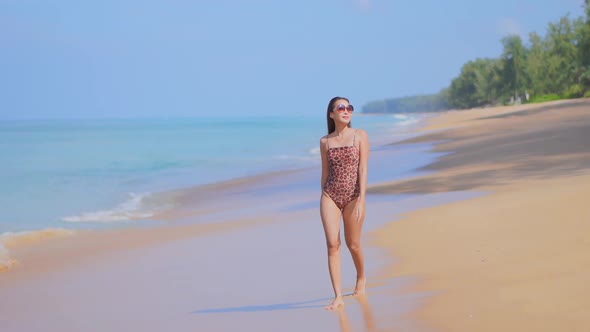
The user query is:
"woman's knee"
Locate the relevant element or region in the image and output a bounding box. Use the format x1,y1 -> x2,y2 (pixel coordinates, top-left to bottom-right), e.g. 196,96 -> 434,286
326,240 -> 341,255
346,240 -> 361,252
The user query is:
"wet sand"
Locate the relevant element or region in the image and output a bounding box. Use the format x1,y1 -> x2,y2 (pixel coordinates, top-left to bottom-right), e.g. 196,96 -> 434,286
0,190 -> 463,332
369,99 -> 590,331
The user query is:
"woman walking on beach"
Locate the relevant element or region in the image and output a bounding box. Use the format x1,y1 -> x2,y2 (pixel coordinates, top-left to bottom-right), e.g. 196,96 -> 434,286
320,96 -> 370,310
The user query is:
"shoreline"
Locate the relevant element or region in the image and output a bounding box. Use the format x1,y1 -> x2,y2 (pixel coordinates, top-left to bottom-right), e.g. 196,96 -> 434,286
368,98 -> 590,331
0,113 -> 417,237
0,112 -> 431,275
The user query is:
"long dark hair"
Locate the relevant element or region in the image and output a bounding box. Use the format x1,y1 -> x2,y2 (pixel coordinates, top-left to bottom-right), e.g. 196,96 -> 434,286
326,96 -> 352,134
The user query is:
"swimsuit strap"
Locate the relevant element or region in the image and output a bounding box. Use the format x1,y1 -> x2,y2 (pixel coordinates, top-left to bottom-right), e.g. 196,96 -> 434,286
327,130 -> 357,149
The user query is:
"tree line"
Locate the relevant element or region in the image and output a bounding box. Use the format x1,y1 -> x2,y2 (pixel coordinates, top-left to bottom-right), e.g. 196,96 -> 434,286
363,1 -> 590,113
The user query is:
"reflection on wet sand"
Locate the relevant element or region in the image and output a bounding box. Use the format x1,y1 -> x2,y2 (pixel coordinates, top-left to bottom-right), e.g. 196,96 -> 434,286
337,294 -> 377,332
337,305 -> 353,332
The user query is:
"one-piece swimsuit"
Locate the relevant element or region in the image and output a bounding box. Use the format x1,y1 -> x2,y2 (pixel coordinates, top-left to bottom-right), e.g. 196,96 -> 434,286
323,130 -> 360,210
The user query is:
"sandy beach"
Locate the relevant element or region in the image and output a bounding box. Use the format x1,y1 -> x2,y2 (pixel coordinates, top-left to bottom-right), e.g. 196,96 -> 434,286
370,99 -> 590,331
1,99 -> 589,331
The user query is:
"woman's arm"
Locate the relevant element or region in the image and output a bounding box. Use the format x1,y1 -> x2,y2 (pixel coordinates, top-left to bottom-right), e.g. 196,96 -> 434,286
320,137 -> 329,191
357,130 -> 370,199
353,130 -> 370,223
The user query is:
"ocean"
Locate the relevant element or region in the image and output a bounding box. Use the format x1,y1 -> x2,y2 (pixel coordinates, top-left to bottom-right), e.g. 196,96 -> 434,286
0,113 -> 423,236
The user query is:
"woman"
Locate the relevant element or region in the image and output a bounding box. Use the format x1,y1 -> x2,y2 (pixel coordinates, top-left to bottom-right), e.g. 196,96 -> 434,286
320,96 -> 370,310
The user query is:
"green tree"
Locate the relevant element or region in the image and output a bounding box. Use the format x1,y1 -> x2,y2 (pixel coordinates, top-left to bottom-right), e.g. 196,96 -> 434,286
577,0 -> 590,91
544,16 -> 579,94
365,2 -> 590,112
447,58 -> 503,108
580,0 -> 590,67
501,35 -> 528,102
525,32 -> 549,95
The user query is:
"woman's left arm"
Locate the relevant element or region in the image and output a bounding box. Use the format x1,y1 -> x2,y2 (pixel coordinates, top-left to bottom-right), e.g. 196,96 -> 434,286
356,130 -> 370,222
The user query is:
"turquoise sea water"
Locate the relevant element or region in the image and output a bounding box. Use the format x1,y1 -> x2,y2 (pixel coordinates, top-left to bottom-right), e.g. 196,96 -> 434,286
0,114 -> 422,234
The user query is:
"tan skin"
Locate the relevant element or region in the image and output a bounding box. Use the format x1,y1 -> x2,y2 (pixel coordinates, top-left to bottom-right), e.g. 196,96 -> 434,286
320,99 -> 370,311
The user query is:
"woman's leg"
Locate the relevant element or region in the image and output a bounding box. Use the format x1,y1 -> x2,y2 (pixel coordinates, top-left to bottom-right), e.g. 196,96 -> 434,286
320,193 -> 344,310
343,197 -> 366,295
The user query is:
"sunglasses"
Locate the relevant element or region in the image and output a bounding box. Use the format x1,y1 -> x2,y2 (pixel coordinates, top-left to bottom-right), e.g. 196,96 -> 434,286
335,104 -> 354,113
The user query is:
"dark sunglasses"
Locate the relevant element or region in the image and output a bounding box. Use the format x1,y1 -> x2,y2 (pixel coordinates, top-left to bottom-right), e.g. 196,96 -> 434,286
335,104 -> 354,113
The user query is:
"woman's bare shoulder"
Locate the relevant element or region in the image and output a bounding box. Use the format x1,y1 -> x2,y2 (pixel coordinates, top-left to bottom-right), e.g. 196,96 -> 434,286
356,129 -> 369,139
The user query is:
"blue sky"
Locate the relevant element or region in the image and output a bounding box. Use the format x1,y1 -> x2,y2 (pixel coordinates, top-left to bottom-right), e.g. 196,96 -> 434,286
1,0 -> 586,119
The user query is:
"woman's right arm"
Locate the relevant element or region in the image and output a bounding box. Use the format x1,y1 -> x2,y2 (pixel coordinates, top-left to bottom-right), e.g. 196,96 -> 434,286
320,137 -> 329,191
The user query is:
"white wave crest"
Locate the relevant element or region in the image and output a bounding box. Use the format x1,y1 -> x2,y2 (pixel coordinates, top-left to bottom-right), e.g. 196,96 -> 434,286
397,118 -> 419,126
393,114 -> 408,120
62,192 -> 154,223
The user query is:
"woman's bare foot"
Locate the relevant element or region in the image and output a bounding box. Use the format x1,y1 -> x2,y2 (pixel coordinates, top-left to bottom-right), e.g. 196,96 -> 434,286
325,296 -> 344,311
353,277 -> 366,296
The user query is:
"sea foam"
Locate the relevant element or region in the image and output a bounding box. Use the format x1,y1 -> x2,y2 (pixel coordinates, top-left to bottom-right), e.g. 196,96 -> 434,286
62,192 -> 154,223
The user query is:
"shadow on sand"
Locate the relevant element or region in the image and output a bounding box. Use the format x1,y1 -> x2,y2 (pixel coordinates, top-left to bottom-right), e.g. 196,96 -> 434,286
192,294 -> 380,331
191,297 -> 332,314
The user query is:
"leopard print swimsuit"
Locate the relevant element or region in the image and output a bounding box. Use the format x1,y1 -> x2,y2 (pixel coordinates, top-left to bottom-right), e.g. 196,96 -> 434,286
323,130 -> 360,210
